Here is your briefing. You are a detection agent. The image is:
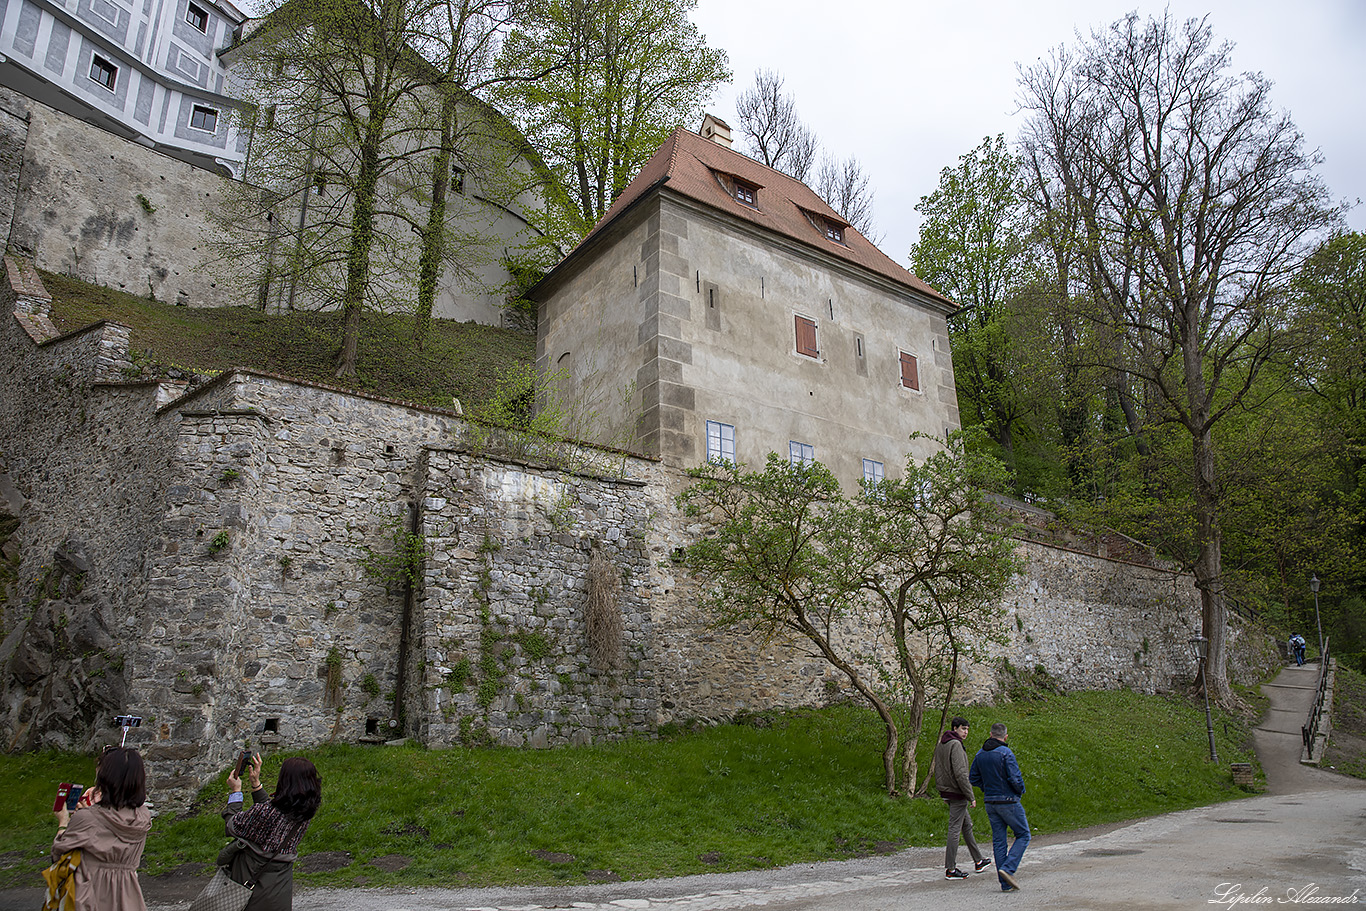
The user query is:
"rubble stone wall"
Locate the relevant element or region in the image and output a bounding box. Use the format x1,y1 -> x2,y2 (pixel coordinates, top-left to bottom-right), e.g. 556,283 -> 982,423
0,261 -> 1277,808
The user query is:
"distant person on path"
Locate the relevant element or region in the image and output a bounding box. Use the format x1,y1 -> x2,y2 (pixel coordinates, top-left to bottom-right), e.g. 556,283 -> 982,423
50,746 -> 152,910
969,722 -> 1029,892
1290,634 -> 1307,666
221,755 -> 322,910
934,716 -> 991,880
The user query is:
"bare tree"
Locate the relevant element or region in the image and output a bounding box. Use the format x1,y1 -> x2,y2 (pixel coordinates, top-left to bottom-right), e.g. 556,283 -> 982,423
734,68 -> 816,181
734,70 -> 879,240
1018,12 -> 1339,705
816,153 -> 879,243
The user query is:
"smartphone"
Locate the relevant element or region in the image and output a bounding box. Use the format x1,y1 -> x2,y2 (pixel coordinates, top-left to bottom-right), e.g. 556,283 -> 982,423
54,783 -> 72,813
233,750 -> 255,777
66,784 -> 85,810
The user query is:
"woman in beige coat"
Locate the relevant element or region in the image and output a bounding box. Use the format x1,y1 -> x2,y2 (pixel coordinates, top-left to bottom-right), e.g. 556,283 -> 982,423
51,746 -> 152,911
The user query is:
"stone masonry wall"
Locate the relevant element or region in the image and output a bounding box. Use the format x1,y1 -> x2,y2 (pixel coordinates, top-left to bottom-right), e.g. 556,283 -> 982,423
2,88 -> 239,308
416,450 -> 660,747
1,270 -> 1278,807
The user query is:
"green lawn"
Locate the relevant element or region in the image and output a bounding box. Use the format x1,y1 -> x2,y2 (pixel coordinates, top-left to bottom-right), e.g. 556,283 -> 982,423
2,691 -> 1259,890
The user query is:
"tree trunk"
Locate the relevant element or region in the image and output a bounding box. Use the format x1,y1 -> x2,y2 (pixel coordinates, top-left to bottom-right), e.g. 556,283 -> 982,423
794,612 -> 901,796
914,646 -> 960,798
1191,423 -> 1232,706
336,132 -> 382,377
414,97 -> 458,351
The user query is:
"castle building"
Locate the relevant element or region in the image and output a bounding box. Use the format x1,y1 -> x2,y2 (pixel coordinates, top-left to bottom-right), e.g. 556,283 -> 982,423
0,0 -> 251,176
532,115 -> 961,487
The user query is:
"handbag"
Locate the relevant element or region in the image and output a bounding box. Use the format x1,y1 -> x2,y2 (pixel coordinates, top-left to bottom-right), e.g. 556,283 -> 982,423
41,849 -> 81,911
188,866 -> 254,911
190,839 -> 265,911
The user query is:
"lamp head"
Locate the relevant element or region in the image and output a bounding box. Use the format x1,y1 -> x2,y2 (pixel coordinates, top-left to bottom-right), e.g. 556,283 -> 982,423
1310,574 -> 1321,594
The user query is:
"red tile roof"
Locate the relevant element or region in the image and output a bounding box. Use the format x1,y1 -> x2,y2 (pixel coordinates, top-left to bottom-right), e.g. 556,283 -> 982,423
575,127 -> 953,307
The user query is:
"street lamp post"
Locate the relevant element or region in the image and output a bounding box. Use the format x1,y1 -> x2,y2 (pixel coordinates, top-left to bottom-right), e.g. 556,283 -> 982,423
1189,635 -> 1219,763
1310,574 -> 1324,663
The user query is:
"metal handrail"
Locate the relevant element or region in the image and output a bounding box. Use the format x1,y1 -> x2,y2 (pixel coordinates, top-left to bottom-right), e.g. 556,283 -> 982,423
1301,637 -> 1332,759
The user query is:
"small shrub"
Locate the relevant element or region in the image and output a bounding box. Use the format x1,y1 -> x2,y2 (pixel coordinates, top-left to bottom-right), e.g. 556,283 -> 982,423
360,673 -> 381,701
207,530 -> 230,553
513,630 -> 553,661
360,522 -> 428,589
135,193 -> 156,214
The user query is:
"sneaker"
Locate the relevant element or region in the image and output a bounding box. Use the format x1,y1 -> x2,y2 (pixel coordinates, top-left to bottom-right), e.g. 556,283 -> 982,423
945,868 -> 970,880
974,858 -> 993,873
999,870 -> 1020,890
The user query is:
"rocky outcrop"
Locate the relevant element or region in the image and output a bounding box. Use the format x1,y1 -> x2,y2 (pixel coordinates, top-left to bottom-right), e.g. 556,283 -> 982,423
0,541 -> 128,751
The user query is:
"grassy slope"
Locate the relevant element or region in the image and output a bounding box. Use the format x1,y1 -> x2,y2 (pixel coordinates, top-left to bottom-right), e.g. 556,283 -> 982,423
2,693 -> 1259,890
38,271 -> 534,410
1322,665 -> 1366,779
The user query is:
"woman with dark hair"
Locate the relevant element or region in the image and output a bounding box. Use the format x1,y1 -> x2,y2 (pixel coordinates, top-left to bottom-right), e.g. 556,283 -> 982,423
51,746 -> 152,910
221,755 -> 322,910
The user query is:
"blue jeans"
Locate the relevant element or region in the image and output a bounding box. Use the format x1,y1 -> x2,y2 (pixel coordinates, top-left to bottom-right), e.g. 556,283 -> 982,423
985,801 -> 1031,887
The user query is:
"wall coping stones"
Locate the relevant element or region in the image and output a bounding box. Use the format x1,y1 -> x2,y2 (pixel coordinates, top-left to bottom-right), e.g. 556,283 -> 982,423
426,445 -> 652,487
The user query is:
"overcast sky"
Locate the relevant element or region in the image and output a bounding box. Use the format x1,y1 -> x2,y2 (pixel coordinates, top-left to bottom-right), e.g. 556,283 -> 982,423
689,0 -> 1366,271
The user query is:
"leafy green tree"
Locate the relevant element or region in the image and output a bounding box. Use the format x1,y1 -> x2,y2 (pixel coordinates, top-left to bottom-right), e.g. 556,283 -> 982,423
221,0 -> 539,372
1017,12 -> 1340,704
496,0 -> 729,247
910,135 -> 1032,461
678,430 -> 1021,795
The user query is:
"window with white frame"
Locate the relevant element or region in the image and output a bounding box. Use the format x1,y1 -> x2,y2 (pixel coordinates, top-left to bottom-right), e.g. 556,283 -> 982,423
89,56 -> 117,91
189,105 -> 218,132
185,2 -> 208,31
706,421 -> 735,464
789,440 -> 815,467
862,458 -> 884,487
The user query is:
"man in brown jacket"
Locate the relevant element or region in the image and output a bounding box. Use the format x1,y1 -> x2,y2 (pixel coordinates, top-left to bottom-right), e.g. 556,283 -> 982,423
933,716 -> 991,879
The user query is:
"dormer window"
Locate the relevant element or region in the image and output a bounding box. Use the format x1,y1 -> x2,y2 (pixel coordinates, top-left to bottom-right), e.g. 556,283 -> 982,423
825,222 -> 844,243
734,179 -> 758,208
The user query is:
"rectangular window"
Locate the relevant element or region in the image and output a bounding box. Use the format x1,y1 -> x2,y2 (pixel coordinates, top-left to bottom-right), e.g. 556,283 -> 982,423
185,2 -> 208,31
789,441 -> 815,467
189,105 -> 218,132
795,315 -> 819,358
89,56 -> 117,91
900,351 -> 919,390
734,179 -> 757,207
706,421 -> 735,464
863,458 -> 884,487
825,221 -> 844,243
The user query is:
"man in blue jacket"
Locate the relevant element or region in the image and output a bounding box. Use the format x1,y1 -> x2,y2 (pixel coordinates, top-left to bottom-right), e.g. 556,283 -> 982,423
969,722 -> 1030,892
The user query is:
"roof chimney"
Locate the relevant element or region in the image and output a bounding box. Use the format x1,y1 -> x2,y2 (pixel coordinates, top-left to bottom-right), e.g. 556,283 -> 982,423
700,113 -> 732,149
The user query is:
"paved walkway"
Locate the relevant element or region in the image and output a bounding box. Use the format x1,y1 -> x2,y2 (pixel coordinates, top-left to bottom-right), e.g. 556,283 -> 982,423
7,665 -> 1362,910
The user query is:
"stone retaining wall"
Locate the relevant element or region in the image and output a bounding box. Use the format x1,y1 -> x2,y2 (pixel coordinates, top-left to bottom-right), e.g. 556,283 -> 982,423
0,260 -> 1278,807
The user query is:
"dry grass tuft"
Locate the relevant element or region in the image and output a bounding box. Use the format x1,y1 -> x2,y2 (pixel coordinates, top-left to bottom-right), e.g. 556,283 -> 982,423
586,549 -> 622,669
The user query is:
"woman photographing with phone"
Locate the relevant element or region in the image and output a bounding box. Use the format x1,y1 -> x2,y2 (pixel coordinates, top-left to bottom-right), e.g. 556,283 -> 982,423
220,754 -> 322,910
50,746 -> 152,910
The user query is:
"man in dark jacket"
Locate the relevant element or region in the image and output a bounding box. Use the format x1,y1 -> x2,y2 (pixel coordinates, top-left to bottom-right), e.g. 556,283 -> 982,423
933,716 -> 991,879
969,722 -> 1030,892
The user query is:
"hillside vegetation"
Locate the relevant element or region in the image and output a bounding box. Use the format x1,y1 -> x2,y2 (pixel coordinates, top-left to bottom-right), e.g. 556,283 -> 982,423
39,271 -> 534,410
